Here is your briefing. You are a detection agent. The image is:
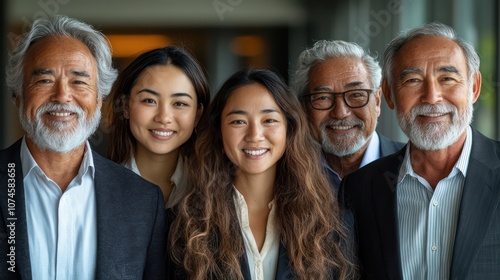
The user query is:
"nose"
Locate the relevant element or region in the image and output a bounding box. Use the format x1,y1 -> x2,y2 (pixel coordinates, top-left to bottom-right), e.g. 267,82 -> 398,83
329,95 -> 351,119
153,104 -> 172,124
245,122 -> 265,142
50,80 -> 72,103
421,80 -> 443,104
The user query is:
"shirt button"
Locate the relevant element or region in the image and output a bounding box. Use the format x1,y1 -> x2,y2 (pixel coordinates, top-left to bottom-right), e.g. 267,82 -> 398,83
431,245 -> 438,251
432,200 -> 439,206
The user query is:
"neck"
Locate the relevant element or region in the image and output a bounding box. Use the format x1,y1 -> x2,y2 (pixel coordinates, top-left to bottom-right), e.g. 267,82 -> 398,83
26,137 -> 85,192
326,145 -> 368,179
410,132 -> 467,189
233,171 -> 275,211
134,147 -> 180,203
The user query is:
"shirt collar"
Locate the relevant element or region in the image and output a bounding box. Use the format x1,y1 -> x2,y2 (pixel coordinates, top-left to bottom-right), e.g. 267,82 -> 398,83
128,153 -> 185,187
360,132 -> 380,168
21,136 -> 95,181
321,131 -> 379,176
398,126 -> 472,184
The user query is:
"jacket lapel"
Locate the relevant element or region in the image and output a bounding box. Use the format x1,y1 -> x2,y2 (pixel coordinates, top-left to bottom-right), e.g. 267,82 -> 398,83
0,139 -> 32,279
450,129 -> 500,278
372,149 -> 405,279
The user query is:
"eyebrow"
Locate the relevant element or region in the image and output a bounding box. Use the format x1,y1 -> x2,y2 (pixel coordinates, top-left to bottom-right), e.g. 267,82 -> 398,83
31,69 -> 90,78
399,66 -> 462,80
225,108 -> 281,117
437,65 -> 461,75
136,89 -> 193,99
399,68 -> 422,80
311,81 -> 366,92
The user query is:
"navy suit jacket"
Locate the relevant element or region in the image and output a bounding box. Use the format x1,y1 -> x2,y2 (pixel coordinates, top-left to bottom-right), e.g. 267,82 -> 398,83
0,139 -> 167,279
340,128 -> 500,279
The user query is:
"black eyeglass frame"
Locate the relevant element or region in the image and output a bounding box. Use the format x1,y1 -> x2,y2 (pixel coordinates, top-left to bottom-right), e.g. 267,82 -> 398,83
302,89 -> 374,110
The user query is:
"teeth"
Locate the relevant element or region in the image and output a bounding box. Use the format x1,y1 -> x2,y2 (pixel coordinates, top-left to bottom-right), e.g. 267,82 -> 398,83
49,112 -> 71,117
244,149 -> 267,156
151,130 -> 174,137
422,113 -> 446,117
330,125 -> 354,130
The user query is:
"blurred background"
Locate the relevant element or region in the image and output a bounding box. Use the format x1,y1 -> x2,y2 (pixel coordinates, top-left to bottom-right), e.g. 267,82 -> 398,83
2,0 -> 499,154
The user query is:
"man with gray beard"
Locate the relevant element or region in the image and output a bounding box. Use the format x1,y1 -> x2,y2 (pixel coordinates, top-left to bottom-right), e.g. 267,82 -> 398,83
0,16 -> 166,279
293,40 -> 403,193
340,22 -> 500,279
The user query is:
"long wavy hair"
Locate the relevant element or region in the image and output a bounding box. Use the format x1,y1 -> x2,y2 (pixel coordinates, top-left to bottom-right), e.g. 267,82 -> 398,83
169,69 -> 356,279
102,46 -> 210,164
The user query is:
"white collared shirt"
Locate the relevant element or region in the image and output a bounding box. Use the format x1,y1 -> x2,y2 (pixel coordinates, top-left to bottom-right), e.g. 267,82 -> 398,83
124,154 -> 188,208
233,187 -> 280,280
397,126 -> 472,280
21,137 -> 97,280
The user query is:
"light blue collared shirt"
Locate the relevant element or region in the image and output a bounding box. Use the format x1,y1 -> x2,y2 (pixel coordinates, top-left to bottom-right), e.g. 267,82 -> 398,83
21,137 -> 97,280
397,126 -> 472,280
323,132 -> 381,191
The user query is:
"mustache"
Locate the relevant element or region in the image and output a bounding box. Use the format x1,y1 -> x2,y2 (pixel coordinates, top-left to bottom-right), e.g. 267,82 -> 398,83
321,118 -> 364,128
410,103 -> 456,118
36,102 -> 85,118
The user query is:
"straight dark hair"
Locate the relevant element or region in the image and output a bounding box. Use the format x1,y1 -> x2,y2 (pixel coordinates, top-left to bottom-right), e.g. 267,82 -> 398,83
103,46 -> 210,164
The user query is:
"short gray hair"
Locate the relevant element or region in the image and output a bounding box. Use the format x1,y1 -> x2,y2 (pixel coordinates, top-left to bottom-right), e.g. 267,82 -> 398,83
292,40 -> 382,98
382,22 -> 480,87
6,15 -> 118,101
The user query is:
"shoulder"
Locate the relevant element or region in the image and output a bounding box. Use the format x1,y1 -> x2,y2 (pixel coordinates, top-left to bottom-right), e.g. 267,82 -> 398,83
377,132 -> 405,155
0,139 -> 23,172
92,151 -> 163,197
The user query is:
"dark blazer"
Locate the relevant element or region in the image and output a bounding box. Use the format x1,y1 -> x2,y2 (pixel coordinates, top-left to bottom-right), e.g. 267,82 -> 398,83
340,128 -> 500,279
0,139 -> 167,280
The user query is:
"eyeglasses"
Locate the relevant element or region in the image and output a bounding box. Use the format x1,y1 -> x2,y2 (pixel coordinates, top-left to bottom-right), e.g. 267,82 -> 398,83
303,89 -> 373,110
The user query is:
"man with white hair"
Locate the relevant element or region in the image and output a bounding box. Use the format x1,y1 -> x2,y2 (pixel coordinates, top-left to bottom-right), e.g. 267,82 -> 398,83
0,15 -> 166,279
293,40 -> 403,192
341,22 -> 500,279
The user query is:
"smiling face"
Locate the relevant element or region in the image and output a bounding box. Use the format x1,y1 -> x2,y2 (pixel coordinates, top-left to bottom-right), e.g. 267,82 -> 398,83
384,36 -> 481,150
307,57 -> 381,157
221,83 -> 287,179
18,35 -> 101,153
126,64 -> 202,158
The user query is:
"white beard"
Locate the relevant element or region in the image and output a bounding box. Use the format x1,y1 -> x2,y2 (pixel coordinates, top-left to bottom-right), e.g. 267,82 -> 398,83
19,101 -> 101,153
396,97 -> 473,151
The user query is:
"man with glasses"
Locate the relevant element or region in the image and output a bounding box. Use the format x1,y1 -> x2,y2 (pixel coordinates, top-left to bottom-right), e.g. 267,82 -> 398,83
293,40 -> 403,192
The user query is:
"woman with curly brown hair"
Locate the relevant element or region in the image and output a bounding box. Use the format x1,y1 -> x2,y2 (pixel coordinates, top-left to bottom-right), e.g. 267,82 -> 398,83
168,69 -> 356,279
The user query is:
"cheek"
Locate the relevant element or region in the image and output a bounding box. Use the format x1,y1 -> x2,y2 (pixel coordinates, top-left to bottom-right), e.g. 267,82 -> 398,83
310,110 -> 328,129
176,110 -> 198,129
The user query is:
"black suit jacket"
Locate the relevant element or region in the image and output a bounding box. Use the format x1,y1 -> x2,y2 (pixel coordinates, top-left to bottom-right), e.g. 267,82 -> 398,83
340,128 -> 500,279
0,139 -> 167,279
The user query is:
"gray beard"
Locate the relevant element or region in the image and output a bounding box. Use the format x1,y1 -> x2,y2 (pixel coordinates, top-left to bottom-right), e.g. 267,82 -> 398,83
320,121 -> 371,157
19,101 -> 101,153
396,101 -> 473,151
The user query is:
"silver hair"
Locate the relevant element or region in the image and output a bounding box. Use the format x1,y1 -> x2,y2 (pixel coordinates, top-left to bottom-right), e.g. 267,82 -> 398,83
6,15 -> 118,101
382,22 -> 480,88
292,40 -> 382,98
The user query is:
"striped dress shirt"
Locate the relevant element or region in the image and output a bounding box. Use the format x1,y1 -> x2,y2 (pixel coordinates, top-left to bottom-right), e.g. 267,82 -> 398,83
397,126 -> 472,280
